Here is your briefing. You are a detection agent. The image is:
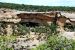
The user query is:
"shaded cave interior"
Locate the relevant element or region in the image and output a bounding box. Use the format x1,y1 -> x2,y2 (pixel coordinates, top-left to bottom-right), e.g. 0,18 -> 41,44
20,22 -> 40,27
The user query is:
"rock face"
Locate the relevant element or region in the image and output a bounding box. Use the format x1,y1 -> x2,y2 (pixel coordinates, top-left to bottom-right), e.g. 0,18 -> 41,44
17,12 -> 55,25
61,12 -> 75,25
0,8 -> 21,23
0,8 -> 21,35
57,17 -> 66,31
60,32 -> 75,40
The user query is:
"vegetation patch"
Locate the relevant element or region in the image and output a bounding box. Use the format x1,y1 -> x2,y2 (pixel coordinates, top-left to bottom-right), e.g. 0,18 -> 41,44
32,35 -> 75,50
0,35 -> 16,50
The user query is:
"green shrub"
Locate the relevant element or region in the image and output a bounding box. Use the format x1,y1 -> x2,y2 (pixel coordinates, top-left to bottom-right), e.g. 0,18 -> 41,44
32,35 -> 75,50
15,24 -> 30,35
49,23 -> 57,34
0,35 -> 16,50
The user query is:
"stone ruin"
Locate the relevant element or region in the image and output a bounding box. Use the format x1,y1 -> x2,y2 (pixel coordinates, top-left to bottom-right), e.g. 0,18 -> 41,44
0,8 -> 75,35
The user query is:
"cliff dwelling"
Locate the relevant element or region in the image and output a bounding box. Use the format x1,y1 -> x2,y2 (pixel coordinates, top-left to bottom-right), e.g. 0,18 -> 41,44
0,10 -> 75,35
17,12 -> 57,26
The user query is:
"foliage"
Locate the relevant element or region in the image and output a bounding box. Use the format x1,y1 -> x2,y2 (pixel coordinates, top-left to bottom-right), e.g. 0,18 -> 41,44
49,23 -> 57,34
31,26 -> 48,33
32,35 -> 75,50
0,35 -> 16,50
16,24 -> 30,35
0,2 -> 75,12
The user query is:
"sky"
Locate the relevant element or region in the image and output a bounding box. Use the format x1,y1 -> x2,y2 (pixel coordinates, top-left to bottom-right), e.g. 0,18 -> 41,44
0,0 -> 75,7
